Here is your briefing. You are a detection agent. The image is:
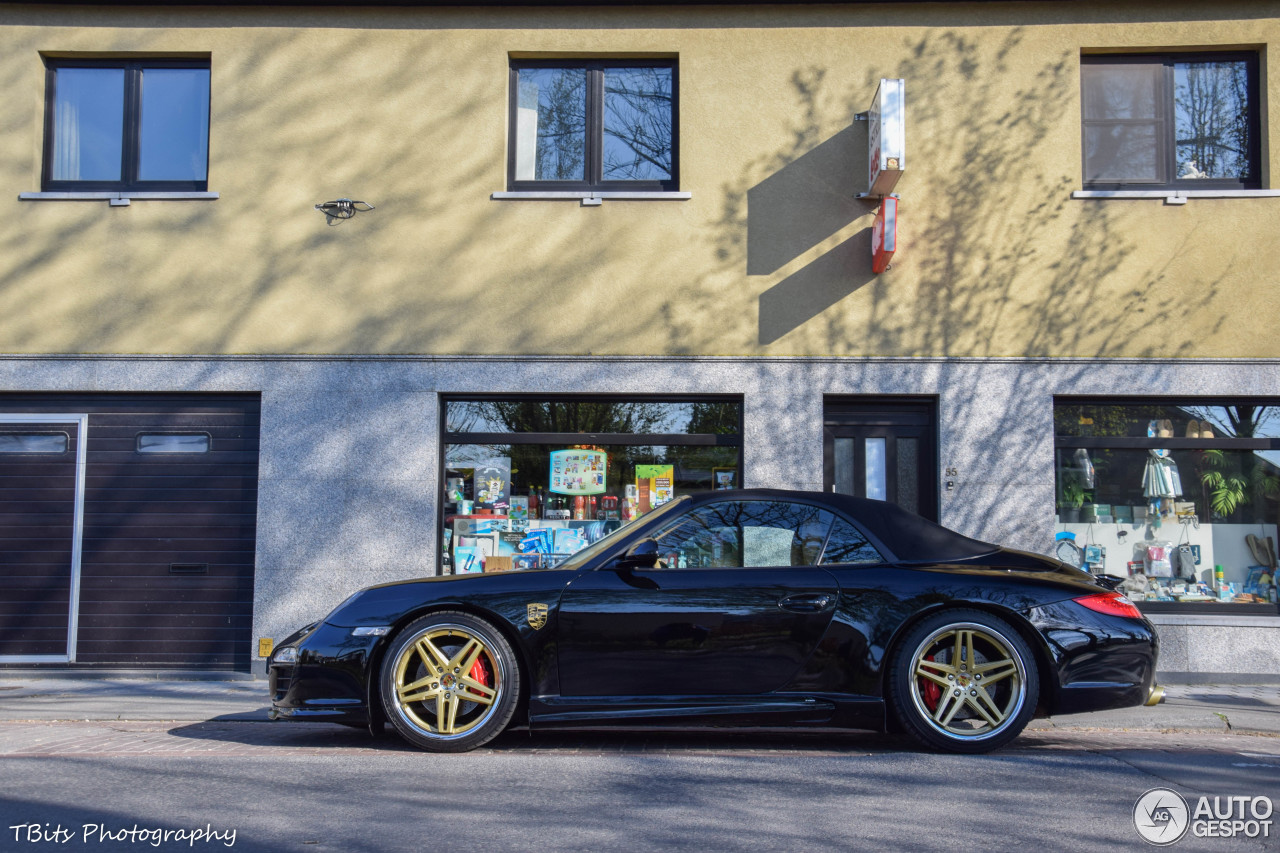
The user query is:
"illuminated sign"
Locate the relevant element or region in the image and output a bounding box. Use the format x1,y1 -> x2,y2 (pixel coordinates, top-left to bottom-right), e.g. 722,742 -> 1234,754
867,78 -> 905,197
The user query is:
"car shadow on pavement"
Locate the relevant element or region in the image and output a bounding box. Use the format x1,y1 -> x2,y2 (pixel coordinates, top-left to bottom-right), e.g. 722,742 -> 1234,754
1179,693 -> 1280,710
165,720 -> 910,754
163,718 -> 1280,769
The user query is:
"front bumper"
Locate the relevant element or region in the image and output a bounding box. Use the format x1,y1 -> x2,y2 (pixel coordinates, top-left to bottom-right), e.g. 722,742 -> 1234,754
269,621 -> 383,725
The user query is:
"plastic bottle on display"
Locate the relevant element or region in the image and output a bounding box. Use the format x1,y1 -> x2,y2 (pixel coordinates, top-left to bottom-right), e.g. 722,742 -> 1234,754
573,495 -> 586,520
528,486 -> 539,520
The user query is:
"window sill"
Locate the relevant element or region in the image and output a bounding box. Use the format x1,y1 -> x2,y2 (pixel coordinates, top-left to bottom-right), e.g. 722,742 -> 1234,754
19,191 -> 219,206
492,191 -> 691,206
1072,189 -> 1280,205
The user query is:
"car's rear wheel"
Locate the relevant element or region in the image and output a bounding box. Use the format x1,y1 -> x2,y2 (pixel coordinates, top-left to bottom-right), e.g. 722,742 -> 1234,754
888,609 -> 1038,753
380,611 -> 520,753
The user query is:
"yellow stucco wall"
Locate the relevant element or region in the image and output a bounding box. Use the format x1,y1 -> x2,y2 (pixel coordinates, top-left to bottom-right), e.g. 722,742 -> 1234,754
0,1 -> 1275,357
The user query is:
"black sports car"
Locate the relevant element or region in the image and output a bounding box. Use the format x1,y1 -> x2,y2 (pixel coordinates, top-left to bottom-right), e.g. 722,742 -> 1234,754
269,489 -> 1159,753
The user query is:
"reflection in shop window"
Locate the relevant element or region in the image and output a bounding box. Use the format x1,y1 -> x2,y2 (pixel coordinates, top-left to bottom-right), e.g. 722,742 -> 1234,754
1055,401 -> 1280,610
445,399 -> 739,435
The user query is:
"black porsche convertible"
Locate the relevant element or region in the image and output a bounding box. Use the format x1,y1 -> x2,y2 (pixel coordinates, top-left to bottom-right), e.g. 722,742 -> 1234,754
269,489 -> 1159,753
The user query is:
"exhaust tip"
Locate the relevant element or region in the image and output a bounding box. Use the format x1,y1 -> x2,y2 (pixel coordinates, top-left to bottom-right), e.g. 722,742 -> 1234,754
1144,684 -> 1166,706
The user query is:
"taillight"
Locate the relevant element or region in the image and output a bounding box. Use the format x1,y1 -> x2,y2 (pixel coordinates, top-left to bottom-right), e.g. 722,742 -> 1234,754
1074,591 -> 1143,619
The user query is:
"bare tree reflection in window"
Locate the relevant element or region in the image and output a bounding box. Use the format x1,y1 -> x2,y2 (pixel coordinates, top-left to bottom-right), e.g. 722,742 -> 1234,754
602,67 -> 673,181
1175,60 -> 1251,180
518,68 -> 586,182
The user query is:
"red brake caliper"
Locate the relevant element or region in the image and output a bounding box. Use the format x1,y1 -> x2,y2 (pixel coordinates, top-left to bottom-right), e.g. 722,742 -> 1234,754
469,656 -> 492,690
920,654 -> 941,712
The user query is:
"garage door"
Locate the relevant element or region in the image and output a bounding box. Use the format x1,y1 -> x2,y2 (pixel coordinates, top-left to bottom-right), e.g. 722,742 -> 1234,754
0,394 -> 260,671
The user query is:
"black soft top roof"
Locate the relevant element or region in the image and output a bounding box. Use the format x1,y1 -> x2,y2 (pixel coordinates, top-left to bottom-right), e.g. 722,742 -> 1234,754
827,492 -> 998,562
688,488 -> 999,564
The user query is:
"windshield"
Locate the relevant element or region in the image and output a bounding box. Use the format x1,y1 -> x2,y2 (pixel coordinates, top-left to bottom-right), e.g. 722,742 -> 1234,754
554,496 -> 691,571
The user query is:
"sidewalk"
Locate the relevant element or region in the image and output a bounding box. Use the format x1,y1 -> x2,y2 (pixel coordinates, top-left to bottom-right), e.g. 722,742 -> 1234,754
0,677 -> 1277,735
1029,683 -> 1280,737
0,677 -> 269,722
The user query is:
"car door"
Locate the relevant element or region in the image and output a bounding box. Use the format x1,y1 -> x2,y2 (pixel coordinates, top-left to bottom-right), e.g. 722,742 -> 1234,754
556,498 -> 841,697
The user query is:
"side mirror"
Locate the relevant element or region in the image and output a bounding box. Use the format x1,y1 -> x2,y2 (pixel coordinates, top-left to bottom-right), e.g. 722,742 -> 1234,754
616,538 -> 661,570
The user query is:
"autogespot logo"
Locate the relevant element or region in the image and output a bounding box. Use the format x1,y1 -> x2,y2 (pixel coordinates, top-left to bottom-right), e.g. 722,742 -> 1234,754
1133,788 -> 1275,844
1134,788 -> 1190,846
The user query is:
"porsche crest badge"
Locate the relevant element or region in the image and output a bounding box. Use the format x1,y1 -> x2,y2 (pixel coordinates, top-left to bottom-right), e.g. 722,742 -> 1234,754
526,603 -> 548,630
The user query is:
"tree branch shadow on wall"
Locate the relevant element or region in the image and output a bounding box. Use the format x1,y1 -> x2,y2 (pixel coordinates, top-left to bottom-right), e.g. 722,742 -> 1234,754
684,27 -> 1241,548
683,27 -> 1233,363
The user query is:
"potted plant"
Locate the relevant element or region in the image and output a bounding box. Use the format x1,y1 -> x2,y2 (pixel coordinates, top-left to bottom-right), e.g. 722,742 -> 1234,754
1197,448 -> 1279,520
1058,475 -> 1087,523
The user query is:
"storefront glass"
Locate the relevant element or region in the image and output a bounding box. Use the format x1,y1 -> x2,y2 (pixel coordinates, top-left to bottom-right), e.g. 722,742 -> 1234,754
441,397 -> 742,574
1055,401 -> 1280,612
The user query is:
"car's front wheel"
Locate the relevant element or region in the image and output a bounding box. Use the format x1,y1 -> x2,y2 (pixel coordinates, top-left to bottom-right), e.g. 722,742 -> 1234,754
888,609 -> 1038,753
380,611 -> 520,752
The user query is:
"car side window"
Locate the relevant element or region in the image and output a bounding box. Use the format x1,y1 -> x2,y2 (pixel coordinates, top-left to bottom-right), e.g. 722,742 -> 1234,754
820,517 -> 885,565
650,500 -> 834,568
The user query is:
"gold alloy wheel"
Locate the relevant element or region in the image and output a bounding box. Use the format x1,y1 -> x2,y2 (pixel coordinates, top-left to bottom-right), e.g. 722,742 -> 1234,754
909,623 -> 1026,739
391,625 -> 503,738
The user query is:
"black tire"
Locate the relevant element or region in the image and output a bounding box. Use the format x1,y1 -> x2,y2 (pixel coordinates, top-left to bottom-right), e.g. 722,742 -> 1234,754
887,609 -> 1038,753
379,610 -> 521,753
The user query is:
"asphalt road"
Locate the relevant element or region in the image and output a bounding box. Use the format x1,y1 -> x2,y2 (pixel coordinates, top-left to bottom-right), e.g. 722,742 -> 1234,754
1,723 -> 1278,852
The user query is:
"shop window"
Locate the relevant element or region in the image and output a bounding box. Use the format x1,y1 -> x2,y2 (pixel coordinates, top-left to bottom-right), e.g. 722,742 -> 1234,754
0,433 -> 68,453
136,433 -> 210,453
1081,53 -> 1260,190
42,58 -> 210,192
1055,400 -> 1280,613
508,60 -> 677,191
442,396 -> 739,574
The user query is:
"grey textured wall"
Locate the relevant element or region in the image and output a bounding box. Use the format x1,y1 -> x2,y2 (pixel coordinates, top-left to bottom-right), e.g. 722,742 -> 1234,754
2,354 -> 1276,677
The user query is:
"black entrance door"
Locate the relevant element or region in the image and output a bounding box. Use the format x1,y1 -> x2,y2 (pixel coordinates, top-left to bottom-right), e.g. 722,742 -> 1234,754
823,399 -> 938,522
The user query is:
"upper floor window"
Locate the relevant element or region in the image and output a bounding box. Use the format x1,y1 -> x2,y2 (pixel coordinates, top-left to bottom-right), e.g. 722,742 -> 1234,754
1081,53 -> 1260,190
42,58 -> 210,192
508,59 -> 677,191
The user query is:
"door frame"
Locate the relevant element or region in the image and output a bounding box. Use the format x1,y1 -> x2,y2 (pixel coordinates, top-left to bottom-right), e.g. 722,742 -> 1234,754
0,413 -> 88,663
822,397 -> 939,522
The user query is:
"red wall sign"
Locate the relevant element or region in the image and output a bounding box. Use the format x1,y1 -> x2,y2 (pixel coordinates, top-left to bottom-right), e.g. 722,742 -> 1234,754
872,196 -> 898,273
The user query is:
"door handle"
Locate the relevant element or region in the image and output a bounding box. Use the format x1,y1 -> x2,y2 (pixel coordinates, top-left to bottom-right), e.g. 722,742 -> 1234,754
778,593 -> 834,613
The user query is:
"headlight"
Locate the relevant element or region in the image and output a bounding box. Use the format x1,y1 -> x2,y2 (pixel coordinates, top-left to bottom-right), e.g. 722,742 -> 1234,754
272,646 -> 298,665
